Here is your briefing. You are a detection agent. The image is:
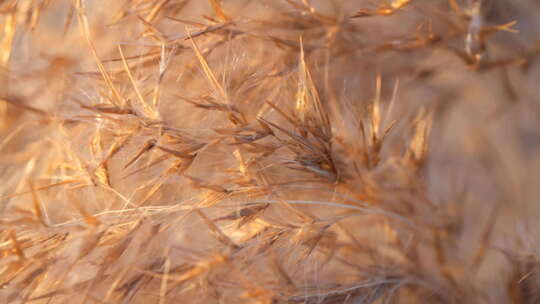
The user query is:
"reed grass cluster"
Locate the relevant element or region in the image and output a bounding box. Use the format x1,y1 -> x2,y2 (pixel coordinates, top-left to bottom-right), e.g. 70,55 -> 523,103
1,0 -> 539,303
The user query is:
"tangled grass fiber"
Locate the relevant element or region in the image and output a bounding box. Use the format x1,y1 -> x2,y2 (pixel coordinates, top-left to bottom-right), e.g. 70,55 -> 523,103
1,0 -> 540,303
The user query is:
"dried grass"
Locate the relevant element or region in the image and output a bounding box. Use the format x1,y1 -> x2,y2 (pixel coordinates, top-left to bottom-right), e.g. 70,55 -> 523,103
1,0 -> 539,303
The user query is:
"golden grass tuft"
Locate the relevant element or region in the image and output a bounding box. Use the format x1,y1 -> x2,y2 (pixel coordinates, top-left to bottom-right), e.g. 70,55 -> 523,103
1,0 -> 539,303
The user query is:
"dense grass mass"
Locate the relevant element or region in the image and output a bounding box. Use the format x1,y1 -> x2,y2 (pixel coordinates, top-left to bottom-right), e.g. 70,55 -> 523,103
1,0 -> 539,303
